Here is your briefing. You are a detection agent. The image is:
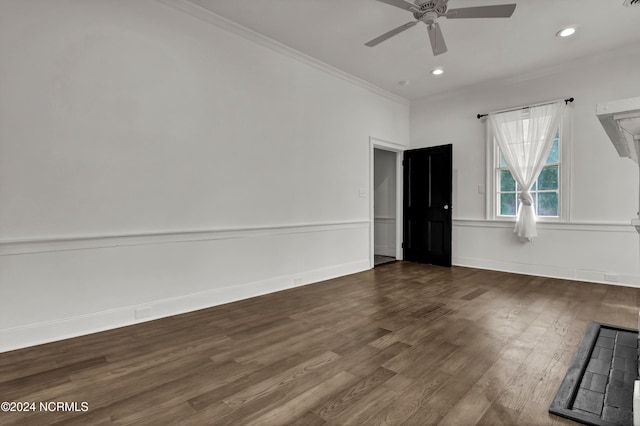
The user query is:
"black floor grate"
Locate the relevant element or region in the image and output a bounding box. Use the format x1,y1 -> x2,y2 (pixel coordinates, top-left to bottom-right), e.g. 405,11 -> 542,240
550,322 -> 638,426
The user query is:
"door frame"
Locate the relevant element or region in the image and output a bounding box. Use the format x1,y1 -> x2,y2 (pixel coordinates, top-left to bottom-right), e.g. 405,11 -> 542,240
369,137 -> 405,269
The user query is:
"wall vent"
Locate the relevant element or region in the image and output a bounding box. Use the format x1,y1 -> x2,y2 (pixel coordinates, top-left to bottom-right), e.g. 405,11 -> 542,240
624,0 -> 640,6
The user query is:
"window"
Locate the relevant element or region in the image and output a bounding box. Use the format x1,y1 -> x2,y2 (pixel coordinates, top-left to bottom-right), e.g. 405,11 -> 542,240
486,111 -> 570,221
497,131 -> 559,218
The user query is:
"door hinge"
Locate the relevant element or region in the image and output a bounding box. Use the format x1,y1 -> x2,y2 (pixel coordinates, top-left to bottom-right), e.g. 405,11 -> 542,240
402,160 -> 405,166
401,242 -> 404,248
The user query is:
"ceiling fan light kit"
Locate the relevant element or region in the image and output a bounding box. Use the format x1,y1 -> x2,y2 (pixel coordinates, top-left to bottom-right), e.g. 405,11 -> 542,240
365,0 -> 517,56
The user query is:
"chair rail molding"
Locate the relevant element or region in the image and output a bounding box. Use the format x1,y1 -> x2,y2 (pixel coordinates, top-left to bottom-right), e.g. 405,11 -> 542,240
453,218 -> 635,233
0,220 -> 370,256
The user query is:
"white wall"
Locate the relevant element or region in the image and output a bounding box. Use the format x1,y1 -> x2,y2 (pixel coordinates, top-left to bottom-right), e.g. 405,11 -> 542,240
0,0 -> 409,352
374,149 -> 397,257
410,47 -> 640,286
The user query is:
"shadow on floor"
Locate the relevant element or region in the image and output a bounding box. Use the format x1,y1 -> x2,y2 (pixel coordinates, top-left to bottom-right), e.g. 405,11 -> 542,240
374,255 -> 396,267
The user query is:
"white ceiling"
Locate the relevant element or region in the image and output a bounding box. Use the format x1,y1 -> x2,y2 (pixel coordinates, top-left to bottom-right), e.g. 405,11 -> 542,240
186,0 -> 640,100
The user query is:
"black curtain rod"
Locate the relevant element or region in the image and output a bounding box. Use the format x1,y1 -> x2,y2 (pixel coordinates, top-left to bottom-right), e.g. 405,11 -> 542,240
476,97 -> 574,120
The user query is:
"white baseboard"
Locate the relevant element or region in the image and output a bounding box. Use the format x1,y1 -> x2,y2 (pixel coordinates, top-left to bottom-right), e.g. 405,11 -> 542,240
0,259 -> 370,353
454,256 -> 640,288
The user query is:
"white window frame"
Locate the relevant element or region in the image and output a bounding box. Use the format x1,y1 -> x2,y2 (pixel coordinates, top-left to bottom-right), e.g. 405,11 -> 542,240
485,107 -> 572,222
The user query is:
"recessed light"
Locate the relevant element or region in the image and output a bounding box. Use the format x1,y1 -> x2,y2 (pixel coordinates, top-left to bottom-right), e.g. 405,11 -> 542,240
398,80 -> 410,86
556,27 -> 576,37
431,67 -> 444,76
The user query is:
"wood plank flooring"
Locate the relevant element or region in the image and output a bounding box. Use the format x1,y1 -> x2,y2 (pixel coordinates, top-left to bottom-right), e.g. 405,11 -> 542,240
1,262 -> 639,425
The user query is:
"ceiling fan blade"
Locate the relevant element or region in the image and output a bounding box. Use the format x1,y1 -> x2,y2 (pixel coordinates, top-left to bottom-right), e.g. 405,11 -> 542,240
427,22 -> 448,56
375,0 -> 420,13
445,4 -> 516,19
365,21 -> 418,47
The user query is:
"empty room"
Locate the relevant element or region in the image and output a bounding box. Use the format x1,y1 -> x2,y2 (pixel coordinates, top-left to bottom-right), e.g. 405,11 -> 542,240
2,0 -> 640,425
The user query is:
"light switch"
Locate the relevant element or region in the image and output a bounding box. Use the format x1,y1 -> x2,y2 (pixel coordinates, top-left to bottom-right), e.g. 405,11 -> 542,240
359,188 -> 367,198
478,184 -> 485,194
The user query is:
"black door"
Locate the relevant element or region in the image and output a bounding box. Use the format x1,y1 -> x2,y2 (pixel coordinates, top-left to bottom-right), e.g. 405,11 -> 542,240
403,144 -> 452,267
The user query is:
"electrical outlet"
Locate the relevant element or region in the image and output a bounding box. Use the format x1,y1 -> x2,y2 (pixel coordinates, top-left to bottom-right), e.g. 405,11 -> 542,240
294,277 -> 303,286
604,273 -> 619,283
135,307 -> 152,319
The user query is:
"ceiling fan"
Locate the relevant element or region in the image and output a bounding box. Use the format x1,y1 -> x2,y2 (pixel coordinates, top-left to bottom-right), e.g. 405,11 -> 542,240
365,0 -> 516,56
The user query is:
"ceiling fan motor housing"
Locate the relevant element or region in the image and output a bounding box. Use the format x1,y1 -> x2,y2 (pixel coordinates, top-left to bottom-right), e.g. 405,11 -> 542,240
413,0 -> 448,19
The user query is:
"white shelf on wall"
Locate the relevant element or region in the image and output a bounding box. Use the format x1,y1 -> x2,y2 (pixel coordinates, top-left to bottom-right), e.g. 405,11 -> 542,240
597,96 -> 640,235
597,96 -> 640,163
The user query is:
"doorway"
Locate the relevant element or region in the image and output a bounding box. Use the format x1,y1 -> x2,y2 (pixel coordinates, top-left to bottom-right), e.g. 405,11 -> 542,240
374,148 -> 397,266
369,138 -> 404,269
403,144 -> 452,267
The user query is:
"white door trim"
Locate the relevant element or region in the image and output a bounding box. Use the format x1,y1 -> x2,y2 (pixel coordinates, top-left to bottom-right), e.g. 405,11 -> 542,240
369,137 -> 405,269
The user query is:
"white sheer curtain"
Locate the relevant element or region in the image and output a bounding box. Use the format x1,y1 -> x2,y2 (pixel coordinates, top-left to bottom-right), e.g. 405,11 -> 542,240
488,102 -> 562,241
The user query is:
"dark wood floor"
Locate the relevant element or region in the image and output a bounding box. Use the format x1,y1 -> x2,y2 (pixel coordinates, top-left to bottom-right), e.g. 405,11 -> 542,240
1,262 -> 639,425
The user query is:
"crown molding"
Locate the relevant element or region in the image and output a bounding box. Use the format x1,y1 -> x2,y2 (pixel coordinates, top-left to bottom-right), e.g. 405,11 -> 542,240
415,41 -> 640,105
155,0 -> 409,106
